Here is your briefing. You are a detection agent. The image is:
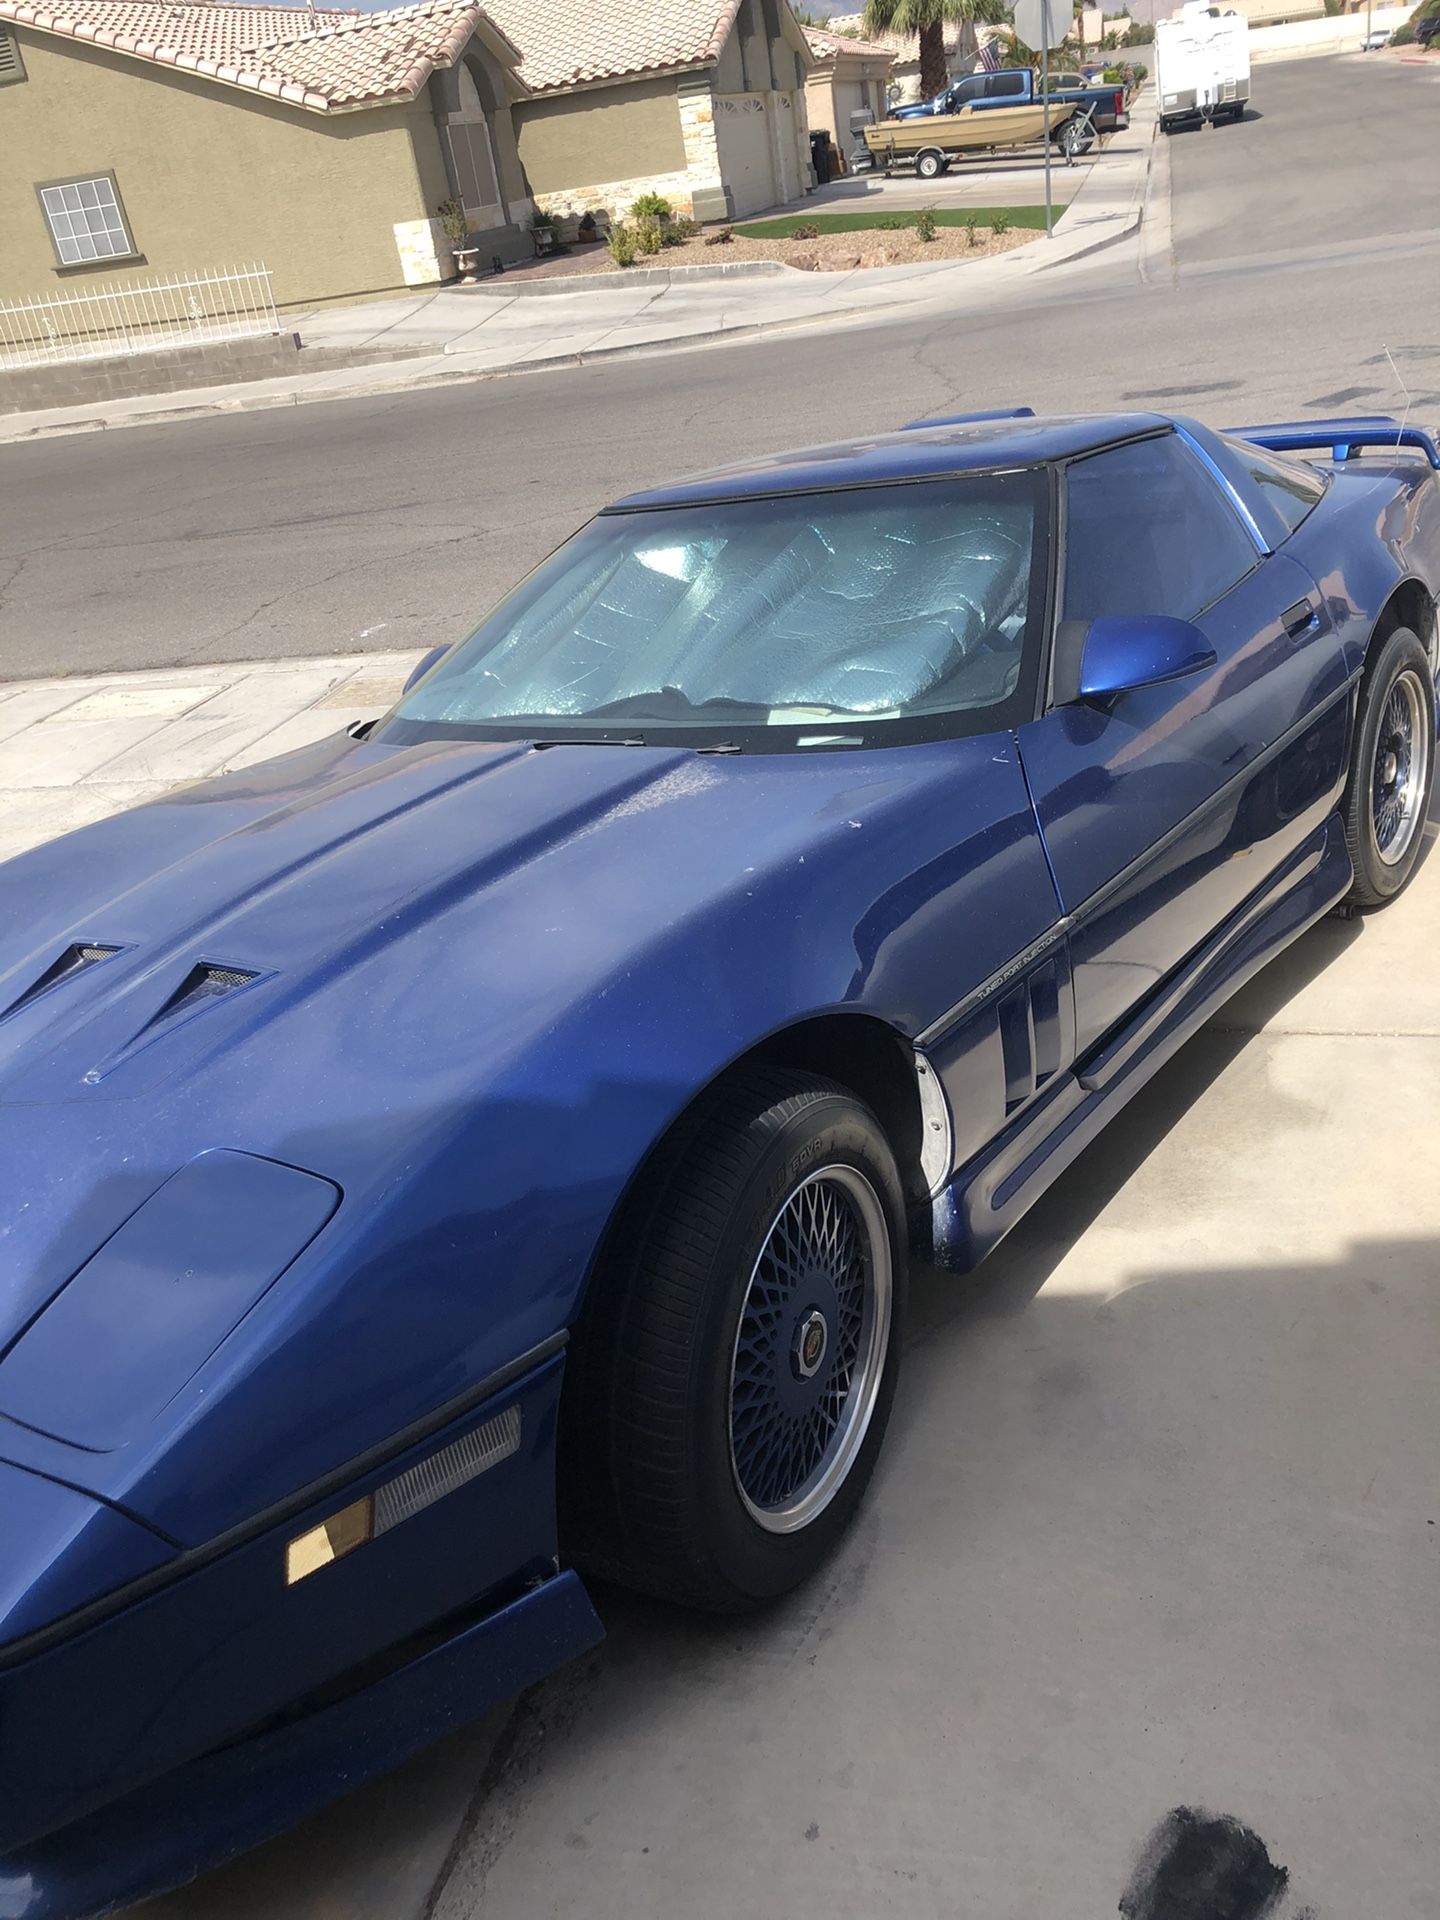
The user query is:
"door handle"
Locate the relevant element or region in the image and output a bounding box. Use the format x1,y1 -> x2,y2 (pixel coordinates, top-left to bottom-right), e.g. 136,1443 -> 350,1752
1281,598 -> 1320,639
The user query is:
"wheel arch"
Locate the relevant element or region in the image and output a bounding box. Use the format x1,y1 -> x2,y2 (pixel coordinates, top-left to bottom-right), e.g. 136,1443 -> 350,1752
574,1011 -> 928,1318
1367,578 -> 1438,677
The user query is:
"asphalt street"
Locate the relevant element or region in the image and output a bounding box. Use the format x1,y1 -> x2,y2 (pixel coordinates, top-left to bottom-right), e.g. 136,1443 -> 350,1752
1,59 -> 1437,682
8,50 -> 1438,1920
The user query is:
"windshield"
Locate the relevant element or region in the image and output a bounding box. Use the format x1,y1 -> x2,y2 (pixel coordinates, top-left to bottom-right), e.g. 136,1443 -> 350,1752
377,473 -> 1047,753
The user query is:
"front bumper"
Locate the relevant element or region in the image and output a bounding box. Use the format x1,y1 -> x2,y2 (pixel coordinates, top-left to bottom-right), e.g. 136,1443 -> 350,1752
0,1571 -> 602,1920
0,1351 -> 603,1918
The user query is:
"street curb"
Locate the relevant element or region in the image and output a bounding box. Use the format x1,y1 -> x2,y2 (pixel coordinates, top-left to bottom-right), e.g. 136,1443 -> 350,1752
0,304 -> 889,443
457,260 -> 795,296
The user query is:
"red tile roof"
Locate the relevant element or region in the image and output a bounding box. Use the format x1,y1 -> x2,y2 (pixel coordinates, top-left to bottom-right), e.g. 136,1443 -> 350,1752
485,0 -> 798,95
803,24 -> 894,63
0,0 -> 512,110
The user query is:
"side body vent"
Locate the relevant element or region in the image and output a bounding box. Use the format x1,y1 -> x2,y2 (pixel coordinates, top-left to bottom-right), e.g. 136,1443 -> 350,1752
2,943 -> 123,1021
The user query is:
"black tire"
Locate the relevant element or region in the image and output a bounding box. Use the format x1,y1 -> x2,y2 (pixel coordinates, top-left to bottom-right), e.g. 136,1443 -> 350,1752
1341,625 -> 1435,908
916,149 -> 946,179
561,1066 -> 908,1612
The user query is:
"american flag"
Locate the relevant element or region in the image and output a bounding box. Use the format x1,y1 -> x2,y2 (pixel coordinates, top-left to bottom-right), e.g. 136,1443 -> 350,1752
978,34 -> 1002,70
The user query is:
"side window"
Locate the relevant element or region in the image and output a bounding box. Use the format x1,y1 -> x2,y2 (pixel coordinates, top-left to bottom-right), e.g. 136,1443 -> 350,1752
1213,435 -> 1327,539
1063,434 -> 1259,624
950,75 -> 985,105
37,174 -> 135,266
986,72 -> 1027,97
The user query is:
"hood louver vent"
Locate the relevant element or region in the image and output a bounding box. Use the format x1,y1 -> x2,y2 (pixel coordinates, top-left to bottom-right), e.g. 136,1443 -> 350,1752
81,960 -> 267,1085
2,942 -> 123,1020
148,962 -> 260,1028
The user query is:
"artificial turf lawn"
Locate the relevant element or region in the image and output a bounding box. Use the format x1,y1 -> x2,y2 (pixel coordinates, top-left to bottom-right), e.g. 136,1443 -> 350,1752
735,207 -> 1051,239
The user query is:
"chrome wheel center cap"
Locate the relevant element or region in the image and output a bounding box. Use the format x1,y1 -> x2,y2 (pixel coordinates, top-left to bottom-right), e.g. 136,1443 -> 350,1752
793,1309 -> 829,1381
1380,748 -> 1399,787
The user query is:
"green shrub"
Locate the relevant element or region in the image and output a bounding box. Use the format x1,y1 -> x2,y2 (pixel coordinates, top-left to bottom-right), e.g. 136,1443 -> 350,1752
1390,20 -> 1415,39
663,216 -> 701,244
630,193 -> 674,222
991,210 -> 1011,238
875,213 -> 909,230
435,198 -> 468,246
963,211 -> 980,248
914,205 -> 938,244
634,216 -> 664,256
607,223 -> 639,266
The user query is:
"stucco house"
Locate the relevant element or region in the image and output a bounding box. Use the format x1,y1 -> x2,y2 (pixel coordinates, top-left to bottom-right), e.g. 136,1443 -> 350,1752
0,0 -> 819,313
487,0 -> 817,223
0,0 -> 540,305
802,25 -> 893,157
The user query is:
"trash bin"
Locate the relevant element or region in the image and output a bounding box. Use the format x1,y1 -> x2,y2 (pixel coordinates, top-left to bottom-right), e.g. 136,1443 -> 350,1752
810,130 -> 833,186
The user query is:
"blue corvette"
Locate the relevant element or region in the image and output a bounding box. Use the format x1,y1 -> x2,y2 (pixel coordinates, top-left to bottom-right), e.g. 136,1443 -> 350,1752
2,408 -> 1438,1916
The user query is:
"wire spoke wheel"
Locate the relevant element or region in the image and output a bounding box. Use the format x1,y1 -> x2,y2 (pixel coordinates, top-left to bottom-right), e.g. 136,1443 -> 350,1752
1371,667 -> 1429,868
729,1165 -> 892,1536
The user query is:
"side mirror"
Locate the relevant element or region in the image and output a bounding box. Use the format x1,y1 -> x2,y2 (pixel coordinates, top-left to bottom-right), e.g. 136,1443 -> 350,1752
1076,615 -> 1217,703
402,644 -> 448,696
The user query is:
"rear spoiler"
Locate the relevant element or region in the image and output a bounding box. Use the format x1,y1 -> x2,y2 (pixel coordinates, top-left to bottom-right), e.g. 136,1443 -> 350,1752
902,407 -> 1034,432
1228,415 -> 1440,471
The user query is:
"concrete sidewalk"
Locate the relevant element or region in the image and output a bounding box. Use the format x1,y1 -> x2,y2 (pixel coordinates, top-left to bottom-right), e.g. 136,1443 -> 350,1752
0,650 -> 422,864
0,97 -> 1156,445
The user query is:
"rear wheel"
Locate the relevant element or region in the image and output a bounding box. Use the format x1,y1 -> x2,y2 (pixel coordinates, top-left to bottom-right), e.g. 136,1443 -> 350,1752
916,149 -> 947,179
561,1068 -> 907,1611
1342,626 -> 1435,907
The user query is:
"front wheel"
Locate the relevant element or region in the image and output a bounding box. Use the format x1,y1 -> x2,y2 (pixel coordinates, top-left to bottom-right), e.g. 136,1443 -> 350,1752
1341,626 -> 1435,907
561,1067 -> 908,1612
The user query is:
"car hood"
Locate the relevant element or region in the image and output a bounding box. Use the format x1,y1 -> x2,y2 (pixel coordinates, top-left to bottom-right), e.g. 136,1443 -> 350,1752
0,728 -> 1056,1543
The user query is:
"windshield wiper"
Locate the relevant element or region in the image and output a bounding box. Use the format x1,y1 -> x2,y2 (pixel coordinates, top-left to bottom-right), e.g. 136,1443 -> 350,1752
530,735 -> 647,749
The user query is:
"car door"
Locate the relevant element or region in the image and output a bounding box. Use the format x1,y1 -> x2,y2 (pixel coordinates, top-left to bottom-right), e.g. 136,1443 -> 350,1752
945,74 -> 988,111
978,71 -> 1028,110
1016,429 -> 1352,1057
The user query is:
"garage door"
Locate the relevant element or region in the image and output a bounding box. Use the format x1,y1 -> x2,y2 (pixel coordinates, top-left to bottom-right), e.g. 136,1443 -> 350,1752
714,92 -> 778,218
832,78 -> 865,137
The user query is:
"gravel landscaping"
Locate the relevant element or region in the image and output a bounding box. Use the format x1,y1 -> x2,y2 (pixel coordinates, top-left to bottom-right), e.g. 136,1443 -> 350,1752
493,216 -> 1042,282
637,225 -> 1039,270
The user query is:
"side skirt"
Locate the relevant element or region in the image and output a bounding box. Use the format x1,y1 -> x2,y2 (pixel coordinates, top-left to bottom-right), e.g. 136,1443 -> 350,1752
925,812 -> 1353,1272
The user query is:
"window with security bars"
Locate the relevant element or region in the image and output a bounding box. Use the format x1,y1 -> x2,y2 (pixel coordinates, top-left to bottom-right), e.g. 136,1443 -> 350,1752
38,175 -> 135,265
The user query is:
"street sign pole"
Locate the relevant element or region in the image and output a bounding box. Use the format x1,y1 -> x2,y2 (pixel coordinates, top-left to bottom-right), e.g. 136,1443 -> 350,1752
1014,0 -> 1062,237
1041,37 -> 1053,237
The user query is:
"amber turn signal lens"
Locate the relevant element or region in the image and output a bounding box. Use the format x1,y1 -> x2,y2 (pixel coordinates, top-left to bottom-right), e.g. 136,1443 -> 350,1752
284,1495 -> 374,1585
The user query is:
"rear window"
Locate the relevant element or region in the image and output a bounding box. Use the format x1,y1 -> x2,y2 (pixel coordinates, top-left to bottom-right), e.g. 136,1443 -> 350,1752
1214,435 -> 1327,539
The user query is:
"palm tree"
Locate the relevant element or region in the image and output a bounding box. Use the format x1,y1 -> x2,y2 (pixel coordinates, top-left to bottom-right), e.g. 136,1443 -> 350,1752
861,0 -> 1009,101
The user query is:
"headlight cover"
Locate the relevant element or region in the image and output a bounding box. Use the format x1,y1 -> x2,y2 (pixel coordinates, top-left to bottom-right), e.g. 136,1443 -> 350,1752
0,1150 -> 339,1452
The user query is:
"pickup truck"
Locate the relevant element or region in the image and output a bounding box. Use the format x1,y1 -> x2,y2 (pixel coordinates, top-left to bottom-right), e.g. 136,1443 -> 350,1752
893,65 -> 1128,140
